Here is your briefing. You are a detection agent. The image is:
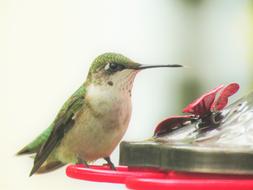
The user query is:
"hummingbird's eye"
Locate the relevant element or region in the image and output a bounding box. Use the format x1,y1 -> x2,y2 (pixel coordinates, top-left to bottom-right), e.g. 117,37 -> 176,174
105,62 -> 126,74
109,62 -> 118,70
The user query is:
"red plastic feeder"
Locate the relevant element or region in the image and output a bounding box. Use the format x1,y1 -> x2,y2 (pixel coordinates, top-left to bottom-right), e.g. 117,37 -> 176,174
66,164 -> 253,190
66,164 -> 166,184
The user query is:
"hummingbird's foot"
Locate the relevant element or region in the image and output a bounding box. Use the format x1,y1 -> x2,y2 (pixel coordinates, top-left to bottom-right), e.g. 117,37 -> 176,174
77,157 -> 89,168
104,157 -> 116,170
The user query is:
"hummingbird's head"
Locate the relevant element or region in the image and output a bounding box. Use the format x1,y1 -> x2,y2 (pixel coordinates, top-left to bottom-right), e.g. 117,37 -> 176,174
87,52 -> 182,90
87,52 -> 139,87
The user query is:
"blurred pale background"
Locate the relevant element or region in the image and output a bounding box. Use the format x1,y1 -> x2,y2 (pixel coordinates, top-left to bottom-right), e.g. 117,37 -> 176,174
2,0 -> 253,189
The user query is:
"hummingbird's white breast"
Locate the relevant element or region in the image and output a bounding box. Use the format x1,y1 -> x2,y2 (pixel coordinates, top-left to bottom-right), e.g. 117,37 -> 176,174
56,70 -> 138,163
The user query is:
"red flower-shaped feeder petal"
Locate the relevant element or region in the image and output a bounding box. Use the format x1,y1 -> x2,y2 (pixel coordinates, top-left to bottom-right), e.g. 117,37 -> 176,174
211,83 -> 240,111
154,115 -> 194,137
154,83 -> 240,137
182,84 -> 224,116
183,83 -> 239,116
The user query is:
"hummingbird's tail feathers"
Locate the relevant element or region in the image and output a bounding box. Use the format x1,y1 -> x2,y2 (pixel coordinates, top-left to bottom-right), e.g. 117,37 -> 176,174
16,146 -> 34,156
17,125 -> 54,156
35,160 -> 65,175
30,118 -> 75,176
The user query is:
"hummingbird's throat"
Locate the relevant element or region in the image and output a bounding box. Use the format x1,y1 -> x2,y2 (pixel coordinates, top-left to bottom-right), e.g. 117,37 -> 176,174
102,69 -> 137,91
86,71 -> 137,117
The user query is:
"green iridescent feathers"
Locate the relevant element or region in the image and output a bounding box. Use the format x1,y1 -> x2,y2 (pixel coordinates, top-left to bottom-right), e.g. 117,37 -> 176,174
88,52 -> 138,75
17,85 -> 86,156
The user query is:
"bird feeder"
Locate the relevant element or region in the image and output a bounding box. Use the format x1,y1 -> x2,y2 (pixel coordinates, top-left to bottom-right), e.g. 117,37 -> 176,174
66,83 -> 253,189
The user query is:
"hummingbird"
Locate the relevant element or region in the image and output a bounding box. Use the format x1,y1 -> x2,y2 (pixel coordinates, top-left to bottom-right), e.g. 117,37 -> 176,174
17,52 -> 182,176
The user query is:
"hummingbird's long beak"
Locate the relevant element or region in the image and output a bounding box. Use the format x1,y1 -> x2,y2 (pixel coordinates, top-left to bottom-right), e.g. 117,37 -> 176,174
134,64 -> 183,70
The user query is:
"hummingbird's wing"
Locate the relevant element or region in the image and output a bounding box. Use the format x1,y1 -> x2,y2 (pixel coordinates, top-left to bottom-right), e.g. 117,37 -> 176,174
28,85 -> 86,176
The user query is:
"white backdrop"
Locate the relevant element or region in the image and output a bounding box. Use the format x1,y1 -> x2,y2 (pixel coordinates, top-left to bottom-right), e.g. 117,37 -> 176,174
2,0 -> 251,189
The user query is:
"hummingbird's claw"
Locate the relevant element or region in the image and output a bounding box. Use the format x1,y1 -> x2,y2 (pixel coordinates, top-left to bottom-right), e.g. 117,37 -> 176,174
77,157 -> 89,168
104,157 -> 116,170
